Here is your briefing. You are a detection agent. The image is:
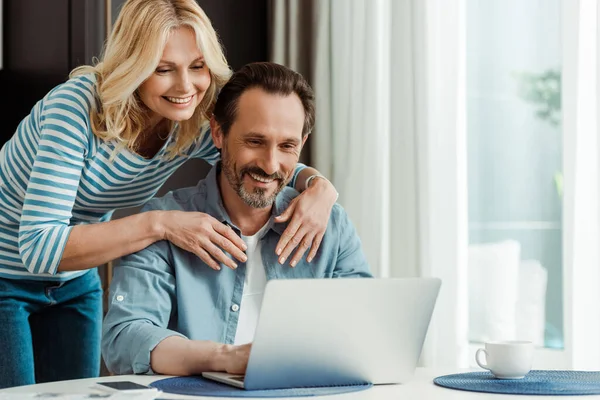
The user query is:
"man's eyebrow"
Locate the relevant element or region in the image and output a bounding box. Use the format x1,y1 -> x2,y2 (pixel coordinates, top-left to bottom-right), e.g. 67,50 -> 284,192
244,131 -> 266,137
282,137 -> 301,145
244,132 -> 301,145
157,57 -> 205,66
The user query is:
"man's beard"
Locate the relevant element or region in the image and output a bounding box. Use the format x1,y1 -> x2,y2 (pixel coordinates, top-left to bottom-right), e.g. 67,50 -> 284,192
221,148 -> 287,209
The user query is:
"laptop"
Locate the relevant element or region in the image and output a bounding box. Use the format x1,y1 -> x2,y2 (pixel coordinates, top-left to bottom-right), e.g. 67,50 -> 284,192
202,277 -> 441,390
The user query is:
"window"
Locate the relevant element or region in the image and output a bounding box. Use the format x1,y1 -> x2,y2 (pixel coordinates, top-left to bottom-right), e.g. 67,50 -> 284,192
466,0 -> 563,350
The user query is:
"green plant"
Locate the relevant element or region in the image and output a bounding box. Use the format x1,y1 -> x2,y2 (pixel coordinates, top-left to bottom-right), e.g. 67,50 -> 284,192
514,69 -> 561,127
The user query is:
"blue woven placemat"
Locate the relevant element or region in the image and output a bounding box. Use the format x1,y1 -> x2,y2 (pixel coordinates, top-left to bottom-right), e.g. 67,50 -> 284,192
150,376 -> 372,398
434,370 -> 600,396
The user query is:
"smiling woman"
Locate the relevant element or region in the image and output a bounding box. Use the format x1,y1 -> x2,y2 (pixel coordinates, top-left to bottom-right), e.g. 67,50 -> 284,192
138,27 -> 211,128
134,27 -> 212,159
0,0 -> 338,389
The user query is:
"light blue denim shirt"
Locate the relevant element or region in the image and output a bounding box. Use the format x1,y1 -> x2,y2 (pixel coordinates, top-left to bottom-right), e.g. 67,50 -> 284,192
101,165 -> 372,375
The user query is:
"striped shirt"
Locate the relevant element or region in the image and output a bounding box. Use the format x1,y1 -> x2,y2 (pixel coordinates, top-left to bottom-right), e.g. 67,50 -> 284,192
0,74 -> 304,281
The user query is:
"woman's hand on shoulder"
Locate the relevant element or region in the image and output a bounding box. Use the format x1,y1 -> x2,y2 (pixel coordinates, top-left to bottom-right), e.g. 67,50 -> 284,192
274,178 -> 338,267
158,211 -> 247,270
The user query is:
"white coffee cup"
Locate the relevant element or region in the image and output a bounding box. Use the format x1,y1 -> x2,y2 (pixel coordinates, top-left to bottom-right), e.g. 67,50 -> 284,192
475,340 -> 534,379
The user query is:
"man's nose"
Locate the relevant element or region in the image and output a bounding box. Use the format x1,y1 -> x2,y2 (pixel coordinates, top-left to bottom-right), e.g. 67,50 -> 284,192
258,148 -> 279,176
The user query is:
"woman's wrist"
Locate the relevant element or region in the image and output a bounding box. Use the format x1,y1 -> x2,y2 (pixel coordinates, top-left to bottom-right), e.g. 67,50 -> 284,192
307,175 -> 339,202
304,174 -> 327,191
148,210 -> 168,241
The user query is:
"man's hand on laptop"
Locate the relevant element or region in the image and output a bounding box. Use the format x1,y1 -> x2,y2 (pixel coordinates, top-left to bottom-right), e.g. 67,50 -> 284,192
218,343 -> 252,374
150,336 -> 252,376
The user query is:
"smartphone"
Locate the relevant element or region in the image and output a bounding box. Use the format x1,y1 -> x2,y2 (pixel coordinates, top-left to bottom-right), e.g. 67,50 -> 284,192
94,380 -> 160,394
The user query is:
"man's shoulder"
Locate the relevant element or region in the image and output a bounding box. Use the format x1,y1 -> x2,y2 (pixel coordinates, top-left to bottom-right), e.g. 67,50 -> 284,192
142,184 -> 206,213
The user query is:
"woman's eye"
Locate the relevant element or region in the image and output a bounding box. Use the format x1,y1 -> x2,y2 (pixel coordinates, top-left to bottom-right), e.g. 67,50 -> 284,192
191,63 -> 205,70
156,69 -> 171,74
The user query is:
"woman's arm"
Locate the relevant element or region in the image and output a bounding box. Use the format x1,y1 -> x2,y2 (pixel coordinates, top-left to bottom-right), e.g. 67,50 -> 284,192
58,210 -> 247,272
293,166 -> 326,192
58,211 -> 162,272
25,112 -> 245,273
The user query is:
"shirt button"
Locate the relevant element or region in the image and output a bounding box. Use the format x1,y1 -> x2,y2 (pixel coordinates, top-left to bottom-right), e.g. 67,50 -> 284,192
116,295 -> 124,302
231,304 -> 239,312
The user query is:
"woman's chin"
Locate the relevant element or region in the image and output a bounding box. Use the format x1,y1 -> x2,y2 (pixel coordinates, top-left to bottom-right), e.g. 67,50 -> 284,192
164,110 -> 196,122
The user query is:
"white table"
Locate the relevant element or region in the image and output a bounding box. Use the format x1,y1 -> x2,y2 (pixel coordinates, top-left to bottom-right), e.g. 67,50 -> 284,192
1,368 -> 599,399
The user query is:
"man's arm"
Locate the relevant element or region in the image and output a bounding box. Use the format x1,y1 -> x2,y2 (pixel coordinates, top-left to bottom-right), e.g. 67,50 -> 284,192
332,205 -> 374,278
101,240 -> 185,374
151,336 -> 252,375
102,228 -> 252,375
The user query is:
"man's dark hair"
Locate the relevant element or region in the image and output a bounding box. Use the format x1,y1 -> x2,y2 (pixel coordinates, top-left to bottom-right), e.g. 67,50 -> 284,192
212,62 -> 315,137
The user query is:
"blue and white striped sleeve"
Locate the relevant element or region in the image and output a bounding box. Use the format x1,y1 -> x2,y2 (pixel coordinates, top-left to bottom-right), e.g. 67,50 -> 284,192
193,125 -> 308,189
18,86 -> 90,275
290,163 -> 307,190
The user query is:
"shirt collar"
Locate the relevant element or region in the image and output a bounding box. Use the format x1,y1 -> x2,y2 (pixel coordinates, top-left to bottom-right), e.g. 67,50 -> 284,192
200,163 -> 290,238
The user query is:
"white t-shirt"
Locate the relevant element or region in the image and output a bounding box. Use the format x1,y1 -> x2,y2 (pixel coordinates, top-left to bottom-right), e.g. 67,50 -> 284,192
234,222 -> 270,345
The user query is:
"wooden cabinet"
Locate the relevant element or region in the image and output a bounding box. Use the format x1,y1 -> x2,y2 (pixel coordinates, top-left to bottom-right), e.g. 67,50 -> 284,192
0,0 -> 105,145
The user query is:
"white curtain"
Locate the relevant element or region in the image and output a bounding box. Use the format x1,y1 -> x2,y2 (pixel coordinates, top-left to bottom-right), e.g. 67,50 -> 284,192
562,0 -> 600,370
271,0 -> 469,368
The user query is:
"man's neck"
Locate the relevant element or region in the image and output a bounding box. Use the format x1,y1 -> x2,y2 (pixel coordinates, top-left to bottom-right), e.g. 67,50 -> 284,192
218,172 -> 273,236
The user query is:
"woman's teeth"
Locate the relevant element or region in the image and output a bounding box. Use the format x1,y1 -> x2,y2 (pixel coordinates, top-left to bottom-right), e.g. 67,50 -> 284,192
165,95 -> 193,104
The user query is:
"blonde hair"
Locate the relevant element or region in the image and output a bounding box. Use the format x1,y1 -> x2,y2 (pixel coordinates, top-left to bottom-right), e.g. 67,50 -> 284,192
71,0 -> 232,158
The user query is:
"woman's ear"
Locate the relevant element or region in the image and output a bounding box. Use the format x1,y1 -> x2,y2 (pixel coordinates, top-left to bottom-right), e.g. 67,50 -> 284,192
210,117 -> 223,149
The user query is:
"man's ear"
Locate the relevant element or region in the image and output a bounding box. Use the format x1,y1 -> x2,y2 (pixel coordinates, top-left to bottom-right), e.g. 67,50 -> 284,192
210,117 -> 224,149
300,134 -> 309,151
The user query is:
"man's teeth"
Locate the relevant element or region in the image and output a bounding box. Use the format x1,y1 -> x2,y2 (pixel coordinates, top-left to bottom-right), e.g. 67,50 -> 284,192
165,95 -> 193,104
249,173 -> 274,183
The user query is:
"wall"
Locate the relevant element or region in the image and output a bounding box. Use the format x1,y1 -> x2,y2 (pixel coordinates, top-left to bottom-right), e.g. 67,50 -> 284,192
0,0 -> 105,145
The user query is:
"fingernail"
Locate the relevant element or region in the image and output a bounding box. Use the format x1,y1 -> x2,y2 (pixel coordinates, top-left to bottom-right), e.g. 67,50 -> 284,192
276,248 -> 282,255
215,266 -> 221,271
307,257 -> 313,263
290,260 -> 296,267
242,244 -> 248,250
242,255 -> 248,262
231,263 -> 237,269
279,257 -> 286,264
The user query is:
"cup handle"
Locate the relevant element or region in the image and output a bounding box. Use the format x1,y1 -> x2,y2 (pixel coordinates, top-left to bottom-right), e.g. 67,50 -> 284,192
475,348 -> 490,370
